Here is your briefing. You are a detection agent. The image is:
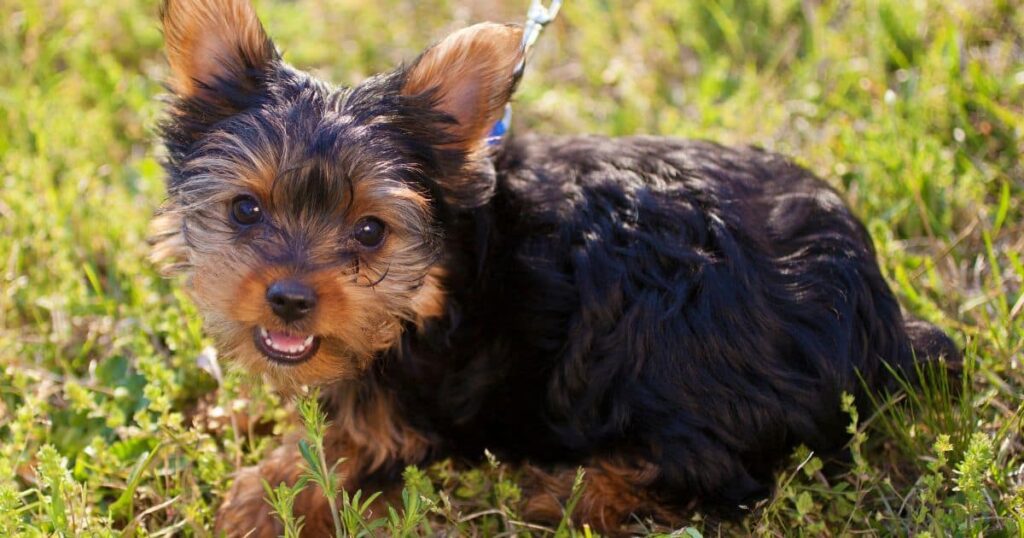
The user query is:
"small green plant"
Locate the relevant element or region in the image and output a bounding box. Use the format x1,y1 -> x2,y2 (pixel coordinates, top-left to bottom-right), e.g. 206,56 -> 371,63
385,486 -> 436,537
954,432 -> 996,534
841,393 -> 870,478
338,488 -> 387,537
555,467 -> 587,538
293,390 -> 404,538
263,478 -> 307,538
0,482 -> 23,537
37,445 -> 71,536
296,388 -> 345,538
913,434 -> 953,529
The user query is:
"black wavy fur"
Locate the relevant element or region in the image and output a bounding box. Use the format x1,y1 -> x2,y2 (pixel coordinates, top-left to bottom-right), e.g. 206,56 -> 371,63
379,133 -> 961,509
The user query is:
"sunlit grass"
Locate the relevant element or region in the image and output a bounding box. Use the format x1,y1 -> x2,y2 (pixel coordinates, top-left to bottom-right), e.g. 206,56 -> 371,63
0,0 -> 1021,534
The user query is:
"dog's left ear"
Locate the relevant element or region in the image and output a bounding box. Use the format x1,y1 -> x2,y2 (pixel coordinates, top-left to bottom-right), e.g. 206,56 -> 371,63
402,23 -> 524,154
161,0 -> 278,112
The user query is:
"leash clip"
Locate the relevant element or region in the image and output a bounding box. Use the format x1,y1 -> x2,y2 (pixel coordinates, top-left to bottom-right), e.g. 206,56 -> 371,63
513,0 -> 562,79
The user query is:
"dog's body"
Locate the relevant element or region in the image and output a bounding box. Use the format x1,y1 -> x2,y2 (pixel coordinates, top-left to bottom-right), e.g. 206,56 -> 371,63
152,1 -> 958,535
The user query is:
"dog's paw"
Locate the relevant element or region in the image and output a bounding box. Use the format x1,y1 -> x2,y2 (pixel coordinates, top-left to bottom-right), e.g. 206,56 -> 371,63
215,465 -> 283,538
215,443 -> 341,538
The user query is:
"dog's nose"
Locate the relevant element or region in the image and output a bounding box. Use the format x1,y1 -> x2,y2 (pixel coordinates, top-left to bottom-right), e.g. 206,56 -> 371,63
266,280 -> 317,323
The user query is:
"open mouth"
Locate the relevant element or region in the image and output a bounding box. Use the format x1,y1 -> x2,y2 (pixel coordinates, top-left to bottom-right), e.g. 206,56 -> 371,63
253,327 -> 320,364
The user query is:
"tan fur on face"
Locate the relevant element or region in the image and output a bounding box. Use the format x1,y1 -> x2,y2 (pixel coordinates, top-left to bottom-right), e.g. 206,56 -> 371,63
401,23 -> 524,153
344,174 -> 432,232
186,231 -> 438,392
150,128 -> 280,274
154,146 -> 444,391
194,260 -> 377,392
183,129 -> 279,201
161,0 -> 276,98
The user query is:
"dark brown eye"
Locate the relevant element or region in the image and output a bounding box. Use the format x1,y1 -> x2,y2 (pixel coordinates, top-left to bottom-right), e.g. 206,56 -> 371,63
353,217 -> 386,247
230,195 -> 263,226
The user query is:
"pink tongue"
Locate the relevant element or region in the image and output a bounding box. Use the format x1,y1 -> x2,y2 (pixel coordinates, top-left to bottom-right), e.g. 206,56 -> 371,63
269,330 -> 308,348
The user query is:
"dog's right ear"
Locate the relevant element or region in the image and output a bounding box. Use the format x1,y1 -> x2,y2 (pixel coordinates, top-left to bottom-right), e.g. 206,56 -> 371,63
161,0 -> 278,113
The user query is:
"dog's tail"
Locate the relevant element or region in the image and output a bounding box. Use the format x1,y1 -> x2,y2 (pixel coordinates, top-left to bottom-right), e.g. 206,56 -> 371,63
905,318 -> 961,366
901,317 -> 962,385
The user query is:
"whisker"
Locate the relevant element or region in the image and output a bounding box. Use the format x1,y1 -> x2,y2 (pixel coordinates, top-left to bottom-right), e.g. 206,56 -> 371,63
360,263 -> 391,288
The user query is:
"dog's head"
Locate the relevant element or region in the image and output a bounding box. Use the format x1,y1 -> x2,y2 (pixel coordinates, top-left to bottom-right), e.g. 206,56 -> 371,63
152,0 -> 522,389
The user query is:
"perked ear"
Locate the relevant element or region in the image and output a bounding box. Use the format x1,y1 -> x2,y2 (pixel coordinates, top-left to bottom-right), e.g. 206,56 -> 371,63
402,23 -> 525,153
161,0 -> 277,104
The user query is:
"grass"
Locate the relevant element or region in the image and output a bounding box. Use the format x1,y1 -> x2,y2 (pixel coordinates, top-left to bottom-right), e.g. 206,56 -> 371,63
0,0 -> 1021,535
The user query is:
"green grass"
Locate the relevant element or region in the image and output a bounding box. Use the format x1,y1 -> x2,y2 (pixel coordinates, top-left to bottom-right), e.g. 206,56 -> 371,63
1,0 -> 1022,535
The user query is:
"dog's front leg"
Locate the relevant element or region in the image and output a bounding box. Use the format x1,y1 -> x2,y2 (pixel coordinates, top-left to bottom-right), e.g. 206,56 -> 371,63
214,434 -> 396,538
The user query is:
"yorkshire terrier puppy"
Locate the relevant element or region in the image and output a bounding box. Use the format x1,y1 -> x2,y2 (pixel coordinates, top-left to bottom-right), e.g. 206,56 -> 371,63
152,0 -> 959,535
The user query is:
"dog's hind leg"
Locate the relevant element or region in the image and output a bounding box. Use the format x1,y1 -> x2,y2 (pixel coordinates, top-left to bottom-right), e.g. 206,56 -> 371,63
519,460 -> 687,535
900,317 -> 963,393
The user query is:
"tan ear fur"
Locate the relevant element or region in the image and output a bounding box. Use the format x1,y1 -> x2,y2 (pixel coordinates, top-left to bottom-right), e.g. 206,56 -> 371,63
161,0 -> 276,98
401,23 -> 524,151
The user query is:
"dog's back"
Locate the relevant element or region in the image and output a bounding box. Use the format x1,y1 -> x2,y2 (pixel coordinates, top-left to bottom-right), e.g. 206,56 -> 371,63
386,133 -> 960,513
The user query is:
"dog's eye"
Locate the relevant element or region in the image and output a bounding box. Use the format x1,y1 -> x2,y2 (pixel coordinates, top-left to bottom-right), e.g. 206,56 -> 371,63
353,217 -> 386,247
230,195 -> 263,226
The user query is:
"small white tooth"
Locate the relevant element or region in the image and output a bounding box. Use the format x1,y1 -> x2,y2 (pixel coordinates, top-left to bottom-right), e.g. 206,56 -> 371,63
304,336 -> 313,345
260,327 -> 268,338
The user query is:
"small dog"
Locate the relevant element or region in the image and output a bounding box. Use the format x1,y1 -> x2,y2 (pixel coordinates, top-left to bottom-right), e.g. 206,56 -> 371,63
152,0 -> 959,535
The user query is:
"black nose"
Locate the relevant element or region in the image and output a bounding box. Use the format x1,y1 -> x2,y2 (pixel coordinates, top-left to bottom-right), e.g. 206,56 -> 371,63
266,280 -> 317,322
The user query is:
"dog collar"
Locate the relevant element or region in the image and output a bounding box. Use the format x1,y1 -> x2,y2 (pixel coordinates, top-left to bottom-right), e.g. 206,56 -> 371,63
487,104 -> 513,147
487,0 -> 561,148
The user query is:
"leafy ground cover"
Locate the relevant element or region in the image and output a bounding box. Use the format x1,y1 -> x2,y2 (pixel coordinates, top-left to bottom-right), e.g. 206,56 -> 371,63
0,0 -> 1022,535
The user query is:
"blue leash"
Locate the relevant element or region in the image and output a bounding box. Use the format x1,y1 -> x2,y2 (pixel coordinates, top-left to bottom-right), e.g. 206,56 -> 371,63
487,0 -> 563,147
